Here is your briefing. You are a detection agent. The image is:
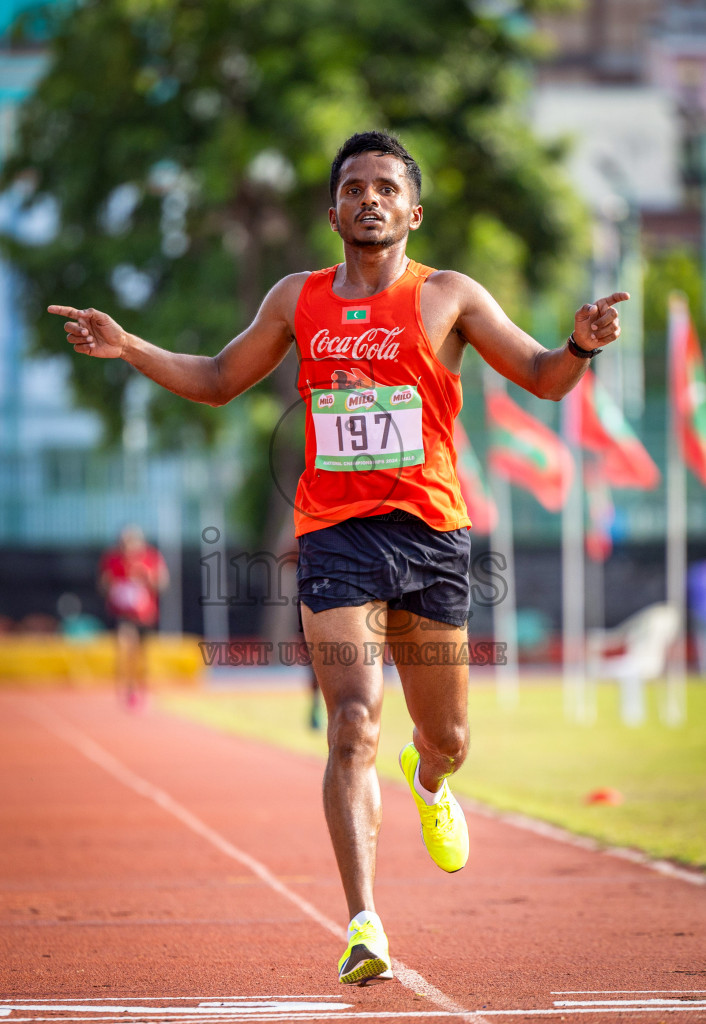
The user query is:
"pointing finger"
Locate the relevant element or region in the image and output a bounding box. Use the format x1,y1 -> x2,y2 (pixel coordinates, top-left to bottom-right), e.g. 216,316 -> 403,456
48,304 -> 82,317
597,292 -> 630,309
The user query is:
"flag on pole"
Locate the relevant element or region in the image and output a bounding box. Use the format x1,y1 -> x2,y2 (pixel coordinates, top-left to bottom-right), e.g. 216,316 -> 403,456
453,420 -> 498,533
669,294 -> 706,485
578,370 -> 660,489
486,389 -> 574,511
584,461 -> 615,562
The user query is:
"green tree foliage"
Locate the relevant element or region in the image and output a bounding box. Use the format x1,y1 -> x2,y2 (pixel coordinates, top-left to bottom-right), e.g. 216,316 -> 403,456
2,0 -> 582,445
643,247 -> 705,393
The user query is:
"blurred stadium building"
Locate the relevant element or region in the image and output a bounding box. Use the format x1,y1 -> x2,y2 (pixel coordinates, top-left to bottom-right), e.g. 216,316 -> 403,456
534,0 -> 706,249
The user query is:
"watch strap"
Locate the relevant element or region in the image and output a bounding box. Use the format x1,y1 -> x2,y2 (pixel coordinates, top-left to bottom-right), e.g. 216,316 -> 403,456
567,333 -> 602,359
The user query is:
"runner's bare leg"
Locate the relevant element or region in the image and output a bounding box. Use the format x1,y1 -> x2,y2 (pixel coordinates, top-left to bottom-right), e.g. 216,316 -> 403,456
116,621 -> 148,706
389,611 -> 470,792
300,601 -> 387,920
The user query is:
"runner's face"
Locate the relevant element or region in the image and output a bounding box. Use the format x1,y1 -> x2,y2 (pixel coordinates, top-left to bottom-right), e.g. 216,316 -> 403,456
329,152 -> 422,248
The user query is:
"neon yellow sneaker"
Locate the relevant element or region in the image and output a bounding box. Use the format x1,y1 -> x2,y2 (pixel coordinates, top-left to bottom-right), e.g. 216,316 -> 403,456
399,742 -> 469,873
338,916 -> 393,986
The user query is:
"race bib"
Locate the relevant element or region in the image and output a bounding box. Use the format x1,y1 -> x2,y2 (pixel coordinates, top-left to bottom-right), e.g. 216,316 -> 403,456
311,385 -> 424,471
108,580 -> 151,617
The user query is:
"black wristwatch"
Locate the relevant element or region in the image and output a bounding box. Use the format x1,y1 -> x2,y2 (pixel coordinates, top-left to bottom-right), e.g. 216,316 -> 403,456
567,332 -> 602,359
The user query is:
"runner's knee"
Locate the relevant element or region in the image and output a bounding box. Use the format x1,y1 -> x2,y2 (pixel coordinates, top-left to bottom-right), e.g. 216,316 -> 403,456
328,698 -> 380,762
417,721 -> 469,767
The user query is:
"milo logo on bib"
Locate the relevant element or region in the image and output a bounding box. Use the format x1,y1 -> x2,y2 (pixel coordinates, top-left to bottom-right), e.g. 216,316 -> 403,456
345,390 -> 377,412
390,387 -> 414,405
311,370 -> 425,472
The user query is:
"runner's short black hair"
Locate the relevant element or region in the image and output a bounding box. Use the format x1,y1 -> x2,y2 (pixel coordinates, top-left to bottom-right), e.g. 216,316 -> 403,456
329,131 -> 422,205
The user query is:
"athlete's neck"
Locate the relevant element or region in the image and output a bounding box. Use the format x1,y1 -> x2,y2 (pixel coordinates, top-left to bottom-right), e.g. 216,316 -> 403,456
333,244 -> 410,299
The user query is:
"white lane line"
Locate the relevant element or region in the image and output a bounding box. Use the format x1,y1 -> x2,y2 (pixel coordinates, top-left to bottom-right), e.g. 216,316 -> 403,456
4,999 -> 343,1003
23,703 -> 486,1024
473,1007 -> 706,1015
555,1001 -> 706,1008
6,1008 -> 706,1021
0,1007 -> 351,1016
0,1015 -> 467,1022
463,800 -> 706,887
478,1011 -> 706,1018
11,1011 -> 706,1021
552,991 -> 706,995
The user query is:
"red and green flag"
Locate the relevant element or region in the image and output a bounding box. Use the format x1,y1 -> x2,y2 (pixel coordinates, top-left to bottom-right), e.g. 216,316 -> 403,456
453,419 -> 498,534
486,389 -> 574,512
341,306 -> 371,324
669,295 -> 706,484
578,370 -> 660,489
584,461 -> 615,563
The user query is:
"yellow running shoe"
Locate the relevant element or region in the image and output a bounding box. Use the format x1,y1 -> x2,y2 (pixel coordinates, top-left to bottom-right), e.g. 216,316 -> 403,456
338,916 -> 393,986
399,742 -> 469,873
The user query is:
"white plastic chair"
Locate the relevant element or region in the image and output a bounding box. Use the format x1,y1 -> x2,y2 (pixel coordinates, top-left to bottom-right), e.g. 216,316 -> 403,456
586,603 -> 680,726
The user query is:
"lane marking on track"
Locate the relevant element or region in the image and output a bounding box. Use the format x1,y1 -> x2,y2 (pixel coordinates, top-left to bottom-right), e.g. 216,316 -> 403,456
0,1004 -> 485,1021
22,703 -> 487,1024
4,999 -> 344,1004
6,1008 -> 706,1021
552,991 -> 706,995
0,1013 -> 470,1022
4,997 -> 706,1021
554,1001 -> 706,1008
473,1011 -> 706,1018
463,800 -> 706,887
0,1006 -> 353,1015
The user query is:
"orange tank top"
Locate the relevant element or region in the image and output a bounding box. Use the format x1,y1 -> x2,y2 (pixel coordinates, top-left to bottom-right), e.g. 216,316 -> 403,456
293,259 -> 471,537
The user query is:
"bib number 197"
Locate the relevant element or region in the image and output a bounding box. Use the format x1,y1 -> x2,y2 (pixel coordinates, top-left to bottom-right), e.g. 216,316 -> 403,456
312,385 -> 424,471
335,412 -> 391,452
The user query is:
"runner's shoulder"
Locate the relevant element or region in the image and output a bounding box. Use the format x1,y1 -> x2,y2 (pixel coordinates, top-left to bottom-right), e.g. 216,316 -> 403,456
263,272 -> 312,322
423,269 -> 487,317
425,268 -> 482,294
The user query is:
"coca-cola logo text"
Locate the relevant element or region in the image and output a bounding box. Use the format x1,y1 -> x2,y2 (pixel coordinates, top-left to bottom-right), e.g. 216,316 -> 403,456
310,326 -> 404,361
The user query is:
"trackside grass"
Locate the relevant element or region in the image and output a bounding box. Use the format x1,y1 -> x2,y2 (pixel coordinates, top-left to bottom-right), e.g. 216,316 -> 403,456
159,678 -> 706,870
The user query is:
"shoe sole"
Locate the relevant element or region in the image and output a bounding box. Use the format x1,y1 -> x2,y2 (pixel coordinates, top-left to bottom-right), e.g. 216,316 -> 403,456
339,945 -> 393,986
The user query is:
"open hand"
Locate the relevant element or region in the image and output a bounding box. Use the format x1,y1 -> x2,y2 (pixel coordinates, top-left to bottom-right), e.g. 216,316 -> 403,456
573,292 -> 630,351
47,305 -> 127,359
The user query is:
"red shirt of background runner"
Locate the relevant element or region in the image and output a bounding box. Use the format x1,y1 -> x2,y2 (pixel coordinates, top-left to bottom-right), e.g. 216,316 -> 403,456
99,544 -> 166,627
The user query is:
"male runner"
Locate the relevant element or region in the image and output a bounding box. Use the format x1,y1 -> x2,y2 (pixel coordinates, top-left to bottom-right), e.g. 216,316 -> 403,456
49,130 -> 627,985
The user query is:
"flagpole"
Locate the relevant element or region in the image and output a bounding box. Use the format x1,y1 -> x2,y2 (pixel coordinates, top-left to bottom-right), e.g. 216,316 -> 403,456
484,370 -> 520,709
665,294 -> 688,726
561,388 -> 592,723
489,470 -> 520,709
584,478 -> 605,638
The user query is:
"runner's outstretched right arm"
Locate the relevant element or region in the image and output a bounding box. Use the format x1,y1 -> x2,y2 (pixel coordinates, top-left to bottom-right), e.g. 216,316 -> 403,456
48,273 -> 306,407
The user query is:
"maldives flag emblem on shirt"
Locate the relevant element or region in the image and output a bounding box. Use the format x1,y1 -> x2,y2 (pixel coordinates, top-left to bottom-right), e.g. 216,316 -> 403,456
342,306 -> 371,324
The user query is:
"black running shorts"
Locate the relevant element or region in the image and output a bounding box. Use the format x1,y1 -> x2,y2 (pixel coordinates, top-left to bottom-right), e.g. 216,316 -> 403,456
296,511 -> 471,628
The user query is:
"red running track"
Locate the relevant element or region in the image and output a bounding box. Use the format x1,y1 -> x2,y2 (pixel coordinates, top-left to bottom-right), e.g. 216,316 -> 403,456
1,689 -> 705,1023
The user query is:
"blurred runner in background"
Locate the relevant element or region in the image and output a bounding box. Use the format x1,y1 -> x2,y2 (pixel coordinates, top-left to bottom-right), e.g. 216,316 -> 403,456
99,525 -> 169,708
